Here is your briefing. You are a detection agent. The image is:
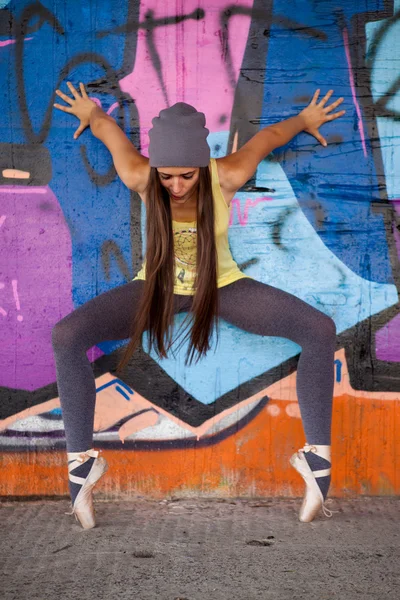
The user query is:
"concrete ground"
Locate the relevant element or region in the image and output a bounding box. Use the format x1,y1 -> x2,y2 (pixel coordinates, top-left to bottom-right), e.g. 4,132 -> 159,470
0,496 -> 399,600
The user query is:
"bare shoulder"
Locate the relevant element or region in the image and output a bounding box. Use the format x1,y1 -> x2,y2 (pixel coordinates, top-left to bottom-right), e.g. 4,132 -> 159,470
215,127 -> 279,194
214,155 -> 249,197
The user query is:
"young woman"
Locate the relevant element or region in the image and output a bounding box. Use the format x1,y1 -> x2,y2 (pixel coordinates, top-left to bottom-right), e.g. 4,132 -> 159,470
52,82 -> 345,529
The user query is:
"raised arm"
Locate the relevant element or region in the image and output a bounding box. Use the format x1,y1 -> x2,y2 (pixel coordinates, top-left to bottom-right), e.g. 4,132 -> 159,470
218,88 -> 345,193
53,82 -> 149,191
90,106 -> 149,191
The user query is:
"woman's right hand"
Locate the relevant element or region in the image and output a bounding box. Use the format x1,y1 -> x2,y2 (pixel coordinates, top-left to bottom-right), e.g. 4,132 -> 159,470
53,82 -> 98,139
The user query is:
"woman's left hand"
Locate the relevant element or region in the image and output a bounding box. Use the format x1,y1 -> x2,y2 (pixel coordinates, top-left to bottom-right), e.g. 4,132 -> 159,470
299,89 -> 345,147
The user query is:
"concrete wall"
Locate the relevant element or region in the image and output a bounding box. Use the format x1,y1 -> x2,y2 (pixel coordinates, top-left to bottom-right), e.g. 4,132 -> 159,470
1,0 -> 399,498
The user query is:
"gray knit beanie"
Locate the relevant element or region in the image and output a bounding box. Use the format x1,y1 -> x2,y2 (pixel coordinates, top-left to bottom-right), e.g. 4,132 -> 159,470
148,102 -> 210,167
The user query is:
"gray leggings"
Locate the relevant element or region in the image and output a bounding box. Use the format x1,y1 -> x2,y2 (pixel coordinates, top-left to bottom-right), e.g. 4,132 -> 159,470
51,277 -> 336,451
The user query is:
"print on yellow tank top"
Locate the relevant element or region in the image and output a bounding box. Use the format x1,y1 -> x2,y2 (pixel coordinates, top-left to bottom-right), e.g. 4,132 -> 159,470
132,157 -> 253,295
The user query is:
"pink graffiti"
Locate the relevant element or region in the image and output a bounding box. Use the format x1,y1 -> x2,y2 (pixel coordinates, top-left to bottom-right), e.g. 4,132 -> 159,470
89,98 -> 119,116
342,26 -> 367,158
120,0 -> 254,156
0,187 -> 47,194
0,282 -> 6,317
11,280 -> 23,322
0,217 -> 6,317
392,199 -> 400,213
229,196 -> 274,227
0,37 -> 33,48
106,102 -> 120,116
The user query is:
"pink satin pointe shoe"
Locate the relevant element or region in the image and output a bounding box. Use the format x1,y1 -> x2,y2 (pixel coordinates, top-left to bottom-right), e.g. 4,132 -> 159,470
290,443 -> 338,523
65,448 -> 108,529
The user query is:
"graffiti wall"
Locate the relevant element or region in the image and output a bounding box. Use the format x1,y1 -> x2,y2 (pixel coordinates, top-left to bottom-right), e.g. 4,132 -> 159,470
1,0 -> 399,498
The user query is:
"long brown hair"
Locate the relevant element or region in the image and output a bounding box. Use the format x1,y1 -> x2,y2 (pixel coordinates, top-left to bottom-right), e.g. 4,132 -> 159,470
116,164 -> 220,373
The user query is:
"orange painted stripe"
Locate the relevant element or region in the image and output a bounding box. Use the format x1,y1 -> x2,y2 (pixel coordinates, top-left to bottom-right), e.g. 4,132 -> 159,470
1,394 -> 399,497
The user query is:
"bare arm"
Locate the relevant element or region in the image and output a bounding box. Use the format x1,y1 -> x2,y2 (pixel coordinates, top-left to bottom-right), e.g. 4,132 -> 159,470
217,89 -> 345,193
216,126 -> 281,193
268,115 -> 306,147
90,106 -> 149,190
217,118 -> 303,193
54,82 -> 149,191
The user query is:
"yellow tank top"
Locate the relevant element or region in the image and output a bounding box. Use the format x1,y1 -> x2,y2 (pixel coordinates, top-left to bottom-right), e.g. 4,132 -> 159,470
132,157 -> 253,295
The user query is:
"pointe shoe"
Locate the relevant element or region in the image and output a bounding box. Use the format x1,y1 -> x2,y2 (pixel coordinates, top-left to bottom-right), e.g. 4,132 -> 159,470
65,448 -> 108,529
290,443 -> 337,523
